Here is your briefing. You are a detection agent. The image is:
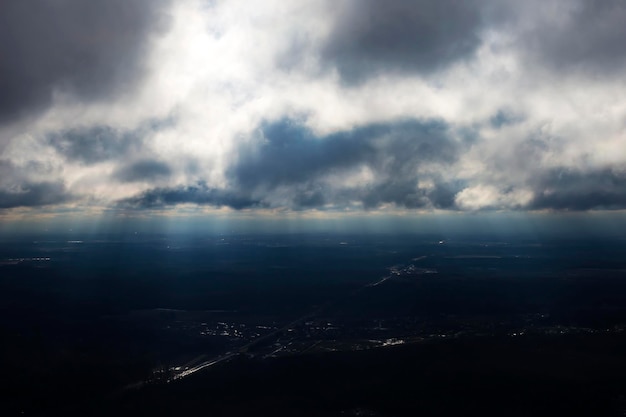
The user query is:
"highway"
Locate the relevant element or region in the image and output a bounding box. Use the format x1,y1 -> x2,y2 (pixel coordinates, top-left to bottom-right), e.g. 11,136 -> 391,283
165,268 -> 402,382
172,352 -> 238,380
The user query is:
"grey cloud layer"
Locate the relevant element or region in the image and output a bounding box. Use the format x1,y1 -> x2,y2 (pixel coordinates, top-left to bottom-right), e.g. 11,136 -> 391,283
0,0 -> 170,122
114,159 -> 172,183
521,0 -> 626,76
0,181 -> 70,209
47,126 -> 144,164
236,120 -> 456,184
121,182 -> 264,210
0,160 -> 71,208
530,168 -> 626,211
233,119 -> 460,209
320,0 -> 626,82
322,0 -> 484,82
121,117 -> 626,212
124,119 -> 463,210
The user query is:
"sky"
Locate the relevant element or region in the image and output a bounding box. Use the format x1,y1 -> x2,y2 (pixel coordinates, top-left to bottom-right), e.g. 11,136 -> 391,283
1,0 -> 625,232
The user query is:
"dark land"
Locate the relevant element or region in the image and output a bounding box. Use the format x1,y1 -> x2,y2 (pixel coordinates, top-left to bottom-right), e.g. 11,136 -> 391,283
1,232 -> 625,416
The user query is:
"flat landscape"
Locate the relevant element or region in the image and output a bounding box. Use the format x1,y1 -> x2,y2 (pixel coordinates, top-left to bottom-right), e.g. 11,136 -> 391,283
1,233 -> 625,416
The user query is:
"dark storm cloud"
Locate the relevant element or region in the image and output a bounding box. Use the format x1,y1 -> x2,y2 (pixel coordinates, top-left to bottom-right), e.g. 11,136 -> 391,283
322,0 -> 484,83
360,180 -> 429,209
114,159 -> 171,183
529,168 -> 626,210
424,181 -> 462,209
319,0 -> 626,82
520,0 -> 626,76
0,159 -> 72,208
234,119 -> 458,188
122,118 -> 463,211
291,185 -> 327,208
0,0 -> 170,122
119,182 -> 264,210
0,181 -> 70,209
235,118 -> 461,209
351,178 -> 462,210
47,126 -> 143,164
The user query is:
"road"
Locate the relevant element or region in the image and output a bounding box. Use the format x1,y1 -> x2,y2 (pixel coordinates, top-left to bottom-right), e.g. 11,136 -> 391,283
164,267 -> 405,382
172,352 -> 238,380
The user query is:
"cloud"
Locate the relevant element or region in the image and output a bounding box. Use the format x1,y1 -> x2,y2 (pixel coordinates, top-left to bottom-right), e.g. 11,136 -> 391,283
2,0 -> 626,217
120,118 -> 463,211
319,0 -> 626,83
119,182 -> 263,210
529,168 -> 626,210
233,118 -> 458,187
0,181 -> 70,209
233,118 -> 461,210
454,185 -> 533,211
0,159 -> 71,208
114,159 -> 172,183
359,179 -> 460,210
321,0 -> 485,83
47,126 -> 143,164
0,0 -> 171,122
518,0 -> 626,77
489,109 -> 525,129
